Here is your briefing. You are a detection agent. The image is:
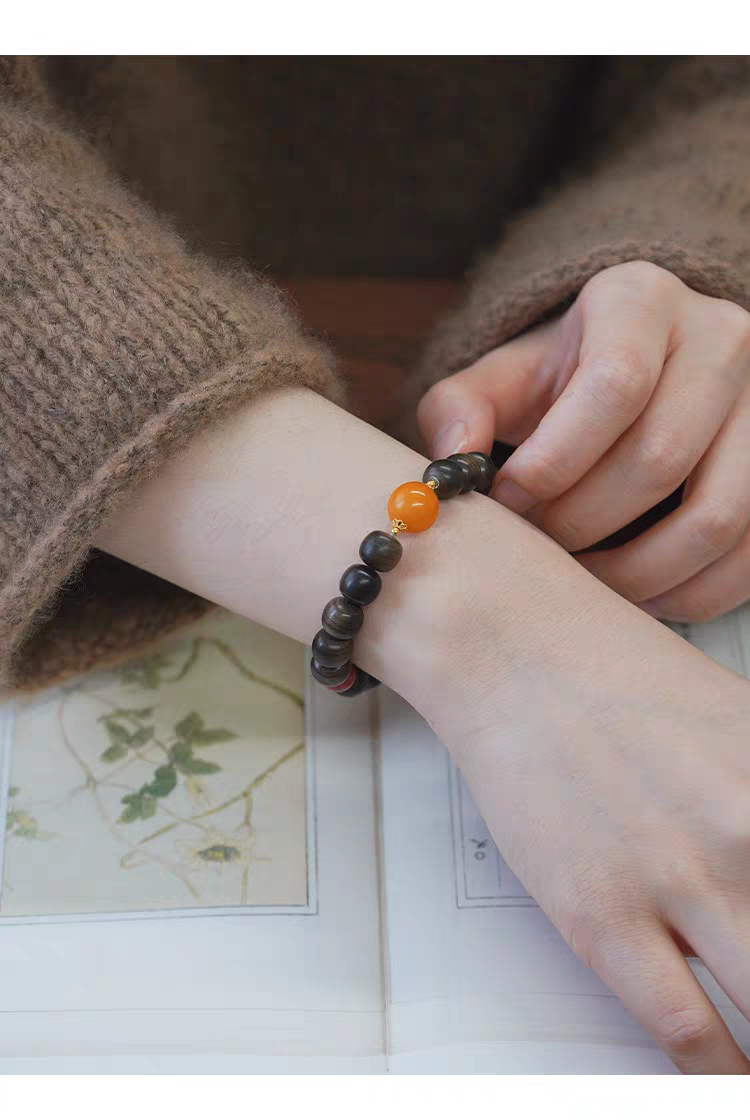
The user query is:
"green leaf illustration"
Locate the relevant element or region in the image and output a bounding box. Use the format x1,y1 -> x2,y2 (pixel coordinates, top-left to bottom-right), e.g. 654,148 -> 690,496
146,764 -> 177,798
128,725 -> 155,749
173,711 -> 236,747
139,794 -> 158,819
99,715 -> 154,763
101,744 -> 128,763
118,802 -> 141,824
97,707 -> 154,724
6,805 -> 54,841
170,740 -> 221,775
103,719 -> 131,744
180,756 -> 221,775
191,727 -> 237,746
120,654 -> 172,690
118,788 -> 159,823
174,712 -> 204,741
170,740 -> 193,766
8,786 -> 19,798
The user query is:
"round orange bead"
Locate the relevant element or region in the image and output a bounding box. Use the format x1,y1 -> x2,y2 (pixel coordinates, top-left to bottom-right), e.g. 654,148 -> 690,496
387,481 -> 439,533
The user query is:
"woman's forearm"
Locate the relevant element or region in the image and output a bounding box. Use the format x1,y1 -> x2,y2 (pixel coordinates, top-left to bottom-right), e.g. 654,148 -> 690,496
95,387 -> 606,719
96,387 -> 750,1074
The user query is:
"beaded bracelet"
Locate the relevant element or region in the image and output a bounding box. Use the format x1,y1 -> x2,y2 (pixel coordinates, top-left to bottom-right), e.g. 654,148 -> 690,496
310,451 -> 497,697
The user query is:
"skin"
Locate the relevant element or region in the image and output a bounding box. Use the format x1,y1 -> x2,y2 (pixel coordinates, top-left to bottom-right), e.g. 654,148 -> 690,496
97,386 -> 750,1073
417,260 -> 750,624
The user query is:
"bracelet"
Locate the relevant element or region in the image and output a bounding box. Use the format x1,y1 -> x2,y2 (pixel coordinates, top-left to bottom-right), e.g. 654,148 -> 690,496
310,451 -> 497,698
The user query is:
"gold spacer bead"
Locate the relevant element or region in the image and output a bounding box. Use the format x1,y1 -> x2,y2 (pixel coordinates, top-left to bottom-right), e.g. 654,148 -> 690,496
391,518 -> 408,535
426,478 -> 439,490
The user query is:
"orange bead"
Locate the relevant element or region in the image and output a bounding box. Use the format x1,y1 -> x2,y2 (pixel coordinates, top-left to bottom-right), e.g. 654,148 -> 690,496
387,481 -> 439,533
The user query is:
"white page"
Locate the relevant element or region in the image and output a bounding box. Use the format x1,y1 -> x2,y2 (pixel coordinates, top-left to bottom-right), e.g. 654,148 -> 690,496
378,605 -> 750,1074
0,613 -> 384,1072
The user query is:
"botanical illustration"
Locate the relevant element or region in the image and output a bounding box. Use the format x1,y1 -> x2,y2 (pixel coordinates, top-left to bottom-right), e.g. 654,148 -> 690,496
0,612 -> 310,917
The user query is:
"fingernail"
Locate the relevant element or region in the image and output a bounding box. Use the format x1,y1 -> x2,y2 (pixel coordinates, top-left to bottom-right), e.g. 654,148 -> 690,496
492,477 -> 537,515
432,418 -> 468,460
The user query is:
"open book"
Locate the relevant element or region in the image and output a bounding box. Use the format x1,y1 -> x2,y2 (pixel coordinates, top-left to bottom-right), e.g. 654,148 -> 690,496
1,607 -> 749,1074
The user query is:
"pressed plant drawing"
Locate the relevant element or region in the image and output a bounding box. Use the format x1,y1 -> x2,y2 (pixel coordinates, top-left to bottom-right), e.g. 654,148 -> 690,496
1,616 -> 309,914
4,788 -> 55,843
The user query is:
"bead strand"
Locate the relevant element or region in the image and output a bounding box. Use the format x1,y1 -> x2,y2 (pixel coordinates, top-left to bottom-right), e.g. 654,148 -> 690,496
311,451 -> 497,697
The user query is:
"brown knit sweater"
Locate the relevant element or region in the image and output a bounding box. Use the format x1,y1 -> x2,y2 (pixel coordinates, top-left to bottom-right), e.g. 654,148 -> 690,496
2,56 -> 750,691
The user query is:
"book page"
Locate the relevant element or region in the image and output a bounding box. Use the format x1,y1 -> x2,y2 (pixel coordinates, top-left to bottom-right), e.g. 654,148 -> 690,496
0,612 -> 385,1071
378,604 -> 750,1073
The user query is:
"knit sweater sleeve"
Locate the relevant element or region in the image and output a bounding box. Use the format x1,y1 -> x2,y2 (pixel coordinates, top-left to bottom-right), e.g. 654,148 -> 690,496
419,57 -> 750,389
0,69 -> 344,690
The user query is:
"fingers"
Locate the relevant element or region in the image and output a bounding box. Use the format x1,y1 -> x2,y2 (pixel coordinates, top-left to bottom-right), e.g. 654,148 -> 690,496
676,901 -> 750,1028
493,264 -> 671,514
590,920 -> 750,1074
579,394 -> 750,604
540,317 -> 745,552
416,320 -> 558,460
638,522 -> 750,622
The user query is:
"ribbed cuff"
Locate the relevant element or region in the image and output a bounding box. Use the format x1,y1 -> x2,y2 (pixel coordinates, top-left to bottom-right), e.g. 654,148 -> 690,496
2,343 -> 342,691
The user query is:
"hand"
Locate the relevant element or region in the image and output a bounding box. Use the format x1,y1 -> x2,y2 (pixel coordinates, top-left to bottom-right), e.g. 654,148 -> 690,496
98,385 -> 750,1072
422,552 -> 750,1074
417,261 -> 750,622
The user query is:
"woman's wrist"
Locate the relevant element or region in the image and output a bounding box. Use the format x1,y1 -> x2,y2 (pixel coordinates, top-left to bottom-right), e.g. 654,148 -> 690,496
94,387 -> 476,698
93,386 -> 595,726
378,487 -> 586,727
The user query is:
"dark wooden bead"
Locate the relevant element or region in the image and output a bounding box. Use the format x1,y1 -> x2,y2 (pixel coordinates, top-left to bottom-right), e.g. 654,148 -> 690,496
340,564 -> 382,606
445,454 -> 472,492
422,459 -> 465,500
338,668 -> 381,697
312,628 -> 353,669
359,530 -> 403,572
467,451 -> 498,494
448,452 -> 482,493
322,596 -> 364,639
310,657 -> 353,687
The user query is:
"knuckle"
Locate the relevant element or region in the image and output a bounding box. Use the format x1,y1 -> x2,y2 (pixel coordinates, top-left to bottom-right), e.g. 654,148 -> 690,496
703,299 -> 750,383
578,268 -> 627,314
710,786 -> 750,852
654,1005 -> 719,1059
416,379 -> 464,435
588,260 -> 677,298
637,426 -> 689,483
585,350 -> 653,416
692,498 -> 747,556
617,260 -> 676,292
579,269 -> 609,302
517,445 -> 570,500
652,861 -> 705,906
554,889 -> 625,973
710,298 -> 750,347
418,378 -> 454,414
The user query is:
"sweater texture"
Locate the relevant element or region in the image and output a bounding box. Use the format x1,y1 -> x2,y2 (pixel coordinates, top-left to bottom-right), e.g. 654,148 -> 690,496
2,56 -> 750,690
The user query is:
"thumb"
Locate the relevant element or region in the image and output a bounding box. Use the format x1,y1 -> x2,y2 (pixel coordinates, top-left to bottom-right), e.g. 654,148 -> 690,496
416,323 -> 556,461
416,368 -> 496,460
